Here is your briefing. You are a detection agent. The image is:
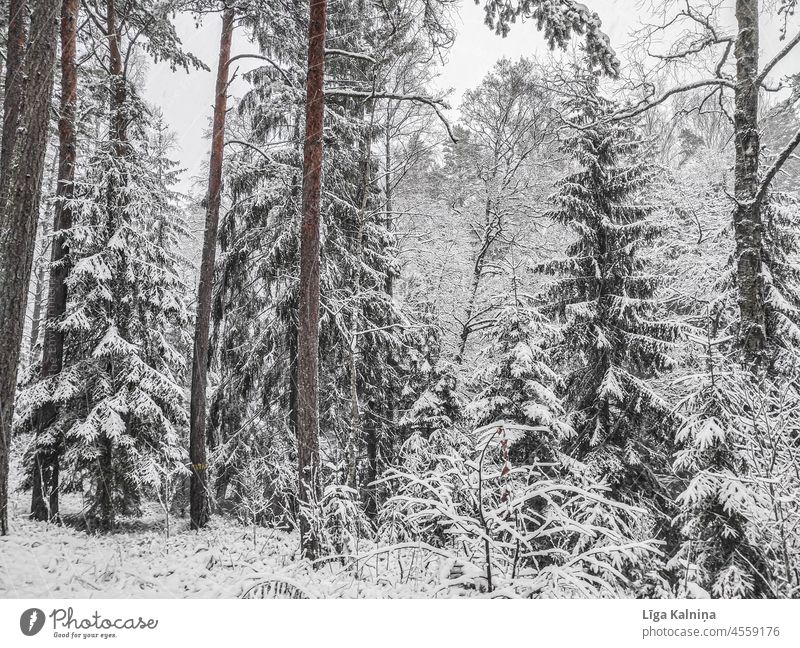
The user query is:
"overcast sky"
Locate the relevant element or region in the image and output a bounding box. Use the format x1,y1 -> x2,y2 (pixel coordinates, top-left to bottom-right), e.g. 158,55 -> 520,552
142,0 -> 796,193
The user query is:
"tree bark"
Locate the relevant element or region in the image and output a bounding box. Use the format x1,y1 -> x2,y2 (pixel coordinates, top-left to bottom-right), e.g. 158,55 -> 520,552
1,0 -> 27,177
733,0 -> 765,365
28,215 -> 49,365
297,0 -> 327,561
189,6 -> 234,530
456,197 -> 500,363
30,0 -> 80,523
0,0 -> 59,536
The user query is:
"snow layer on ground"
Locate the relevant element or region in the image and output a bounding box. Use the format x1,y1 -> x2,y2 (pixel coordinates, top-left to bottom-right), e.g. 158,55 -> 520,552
0,491 -> 469,599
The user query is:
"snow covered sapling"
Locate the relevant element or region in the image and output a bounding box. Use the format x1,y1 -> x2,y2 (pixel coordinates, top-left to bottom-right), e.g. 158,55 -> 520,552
467,287 -> 571,467
380,417 -> 660,596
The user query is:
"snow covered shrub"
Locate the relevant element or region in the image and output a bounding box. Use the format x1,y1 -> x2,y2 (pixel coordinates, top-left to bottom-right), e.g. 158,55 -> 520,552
673,350 -> 800,598
379,420 -> 661,597
213,424 -> 297,529
377,423 -> 474,547
319,484 -> 374,558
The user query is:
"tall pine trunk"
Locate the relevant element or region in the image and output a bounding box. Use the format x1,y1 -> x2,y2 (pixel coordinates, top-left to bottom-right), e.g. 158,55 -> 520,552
31,0 -> 80,523
0,0 -> 59,536
297,0 -> 327,560
189,6 -> 235,530
1,0 -> 27,176
733,0 -> 765,365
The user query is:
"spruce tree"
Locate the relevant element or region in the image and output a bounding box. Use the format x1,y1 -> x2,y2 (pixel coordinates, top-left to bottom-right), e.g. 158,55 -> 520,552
536,70 -> 680,513
15,109 -> 191,529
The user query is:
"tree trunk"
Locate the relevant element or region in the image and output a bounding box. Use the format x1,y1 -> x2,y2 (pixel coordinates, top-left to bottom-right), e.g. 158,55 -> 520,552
189,6 -> 235,530
28,148 -> 60,368
733,0 -> 765,365
28,216 -> 48,364
1,0 -> 27,177
456,197 -> 499,363
297,0 -> 328,561
364,404 -> 379,518
0,0 -> 59,536
107,0 -> 125,150
30,0 -> 80,523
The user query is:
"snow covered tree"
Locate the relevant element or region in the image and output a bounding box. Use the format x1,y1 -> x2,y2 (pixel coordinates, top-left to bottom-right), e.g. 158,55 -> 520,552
209,0 -> 453,536
466,289 -> 569,464
449,57 -> 558,362
536,70 -> 680,516
668,188 -> 800,598
761,192 -> 800,374
15,108 -> 192,530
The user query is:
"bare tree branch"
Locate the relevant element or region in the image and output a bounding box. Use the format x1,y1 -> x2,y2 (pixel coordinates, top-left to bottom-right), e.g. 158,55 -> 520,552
612,78 -> 733,121
755,126 -> 800,205
325,48 -> 377,64
756,29 -> 800,86
325,88 -> 458,142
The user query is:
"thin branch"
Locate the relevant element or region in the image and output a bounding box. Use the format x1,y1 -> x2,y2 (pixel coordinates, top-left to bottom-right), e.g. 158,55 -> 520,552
757,30 -> 800,86
612,78 -> 733,121
225,139 -> 273,161
227,53 -> 293,86
755,126 -> 800,205
325,88 -> 458,142
325,48 -> 377,64
715,40 -> 733,78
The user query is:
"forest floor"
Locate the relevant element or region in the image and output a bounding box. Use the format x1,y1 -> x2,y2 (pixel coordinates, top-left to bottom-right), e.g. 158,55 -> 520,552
0,487 -> 462,598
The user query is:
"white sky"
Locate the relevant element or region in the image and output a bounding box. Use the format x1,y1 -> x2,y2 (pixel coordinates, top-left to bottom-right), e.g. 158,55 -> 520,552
142,0 -> 798,192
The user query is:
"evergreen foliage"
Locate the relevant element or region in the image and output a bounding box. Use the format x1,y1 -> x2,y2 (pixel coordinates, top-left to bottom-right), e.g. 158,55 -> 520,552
535,70 -> 680,512
15,108 -> 191,528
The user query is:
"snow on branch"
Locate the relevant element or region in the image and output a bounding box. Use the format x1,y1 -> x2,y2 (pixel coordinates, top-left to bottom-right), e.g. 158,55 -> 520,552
227,53 -> 293,86
755,126 -> 800,206
325,88 -> 458,143
756,29 -> 800,86
325,48 -> 377,64
611,78 -> 734,121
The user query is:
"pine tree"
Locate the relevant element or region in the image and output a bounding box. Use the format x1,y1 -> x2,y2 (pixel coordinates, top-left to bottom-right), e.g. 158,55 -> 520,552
0,0 -> 59,536
466,292 -> 569,461
189,4 -> 235,531
536,70 -> 680,515
209,0 -> 442,536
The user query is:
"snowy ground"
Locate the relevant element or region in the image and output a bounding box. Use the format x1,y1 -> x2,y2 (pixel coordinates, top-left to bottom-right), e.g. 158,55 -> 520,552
0,488 -> 461,599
